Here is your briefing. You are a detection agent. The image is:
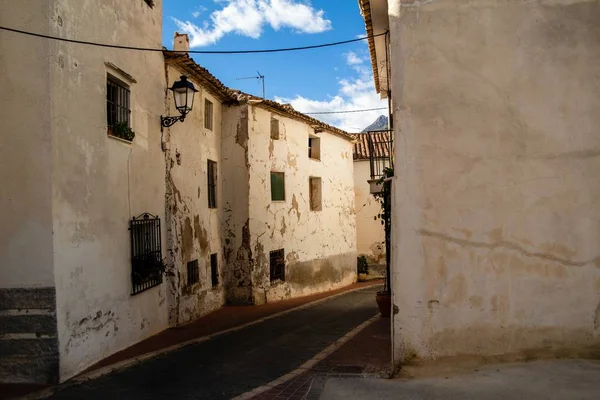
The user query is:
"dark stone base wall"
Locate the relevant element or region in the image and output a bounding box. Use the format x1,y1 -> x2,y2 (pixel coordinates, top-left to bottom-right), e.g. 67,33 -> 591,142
0,288 -> 59,384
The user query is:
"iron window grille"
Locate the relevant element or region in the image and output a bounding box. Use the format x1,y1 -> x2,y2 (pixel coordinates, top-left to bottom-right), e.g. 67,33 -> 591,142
204,99 -> 213,130
270,249 -> 285,282
210,254 -> 219,287
107,76 -> 130,131
129,213 -> 163,295
207,160 -> 217,208
187,260 -> 199,286
270,116 -> 280,140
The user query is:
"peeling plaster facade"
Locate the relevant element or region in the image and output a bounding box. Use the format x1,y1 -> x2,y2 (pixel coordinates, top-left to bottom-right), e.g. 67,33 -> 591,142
223,104 -> 358,304
163,63 -> 226,326
354,160 -> 386,264
0,0 -> 168,383
363,0 -> 600,363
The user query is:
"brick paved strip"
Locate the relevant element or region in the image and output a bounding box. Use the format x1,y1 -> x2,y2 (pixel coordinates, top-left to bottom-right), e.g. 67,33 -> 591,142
45,285 -> 381,400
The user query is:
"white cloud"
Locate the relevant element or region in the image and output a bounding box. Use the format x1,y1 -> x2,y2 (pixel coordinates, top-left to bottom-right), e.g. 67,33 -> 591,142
275,60 -> 387,133
191,6 -> 207,18
345,51 -> 363,66
173,0 -> 332,48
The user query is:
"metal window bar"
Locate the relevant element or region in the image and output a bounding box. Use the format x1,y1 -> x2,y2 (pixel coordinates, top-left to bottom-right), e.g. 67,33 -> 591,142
107,78 -> 131,130
204,100 -> 213,130
210,254 -> 218,287
269,249 -> 285,282
129,213 -> 162,295
365,130 -> 394,181
207,160 -> 217,208
187,260 -> 199,286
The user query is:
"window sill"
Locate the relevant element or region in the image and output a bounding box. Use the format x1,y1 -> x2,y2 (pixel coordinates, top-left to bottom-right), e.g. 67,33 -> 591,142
309,157 -> 321,162
107,132 -> 133,145
271,200 -> 286,203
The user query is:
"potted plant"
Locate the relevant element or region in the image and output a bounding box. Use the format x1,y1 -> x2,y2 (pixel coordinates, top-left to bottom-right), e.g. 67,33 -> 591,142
109,121 -> 136,142
357,255 -> 369,282
374,167 -> 393,317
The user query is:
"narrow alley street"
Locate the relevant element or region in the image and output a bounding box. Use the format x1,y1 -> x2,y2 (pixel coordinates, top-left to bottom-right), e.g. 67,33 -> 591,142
45,286 -> 381,399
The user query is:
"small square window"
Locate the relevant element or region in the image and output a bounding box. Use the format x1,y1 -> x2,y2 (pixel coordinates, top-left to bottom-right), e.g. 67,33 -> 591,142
210,253 -> 219,288
187,260 -> 199,286
204,99 -> 213,131
309,177 -> 322,211
207,160 -> 217,209
309,136 -> 321,160
270,249 -> 285,282
270,116 -> 280,140
270,172 -> 285,202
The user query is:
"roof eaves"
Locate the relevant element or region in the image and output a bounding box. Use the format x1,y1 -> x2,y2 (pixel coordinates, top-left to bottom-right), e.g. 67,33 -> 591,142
163,51 -> 239,103
250,99 -> 355,142
358,0 -> 381,94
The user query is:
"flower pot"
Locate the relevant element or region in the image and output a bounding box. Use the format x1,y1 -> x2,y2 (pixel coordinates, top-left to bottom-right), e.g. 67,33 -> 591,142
376,290 -> 391,318
358,273 -> 368,282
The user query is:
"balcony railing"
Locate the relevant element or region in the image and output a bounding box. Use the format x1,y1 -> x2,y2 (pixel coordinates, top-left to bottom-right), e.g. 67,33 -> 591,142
354,129 -> 393,181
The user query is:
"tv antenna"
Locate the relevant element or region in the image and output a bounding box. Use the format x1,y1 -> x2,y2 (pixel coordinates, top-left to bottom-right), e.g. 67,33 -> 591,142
236,71 -> 265,99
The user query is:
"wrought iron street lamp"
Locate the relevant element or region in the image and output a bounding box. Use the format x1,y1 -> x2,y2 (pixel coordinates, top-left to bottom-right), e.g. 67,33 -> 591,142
160,75 -> 198,130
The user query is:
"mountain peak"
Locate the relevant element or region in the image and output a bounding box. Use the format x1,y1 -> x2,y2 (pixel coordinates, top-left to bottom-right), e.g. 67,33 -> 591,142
362,115 -> 389,132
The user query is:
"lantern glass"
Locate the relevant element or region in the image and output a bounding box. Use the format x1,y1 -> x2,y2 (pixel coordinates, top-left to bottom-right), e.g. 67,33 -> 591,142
169,76 -> 197,116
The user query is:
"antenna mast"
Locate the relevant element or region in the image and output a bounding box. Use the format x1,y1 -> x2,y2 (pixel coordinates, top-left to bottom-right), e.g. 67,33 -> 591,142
236,71 -> 265,98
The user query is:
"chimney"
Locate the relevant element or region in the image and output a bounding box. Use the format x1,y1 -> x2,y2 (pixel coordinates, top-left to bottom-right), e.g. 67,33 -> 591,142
173,32 -> 189,53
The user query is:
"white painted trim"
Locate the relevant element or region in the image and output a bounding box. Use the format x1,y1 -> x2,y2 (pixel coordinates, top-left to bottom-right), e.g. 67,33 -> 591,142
232,314 -> 380,400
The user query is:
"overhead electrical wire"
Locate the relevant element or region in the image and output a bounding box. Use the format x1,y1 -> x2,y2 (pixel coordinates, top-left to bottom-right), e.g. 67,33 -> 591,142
0,25 -> 387,54
304,107 -> 387,115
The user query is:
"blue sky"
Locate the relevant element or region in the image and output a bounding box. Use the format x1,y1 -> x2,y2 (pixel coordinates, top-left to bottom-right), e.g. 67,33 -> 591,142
162,0 -> 387,133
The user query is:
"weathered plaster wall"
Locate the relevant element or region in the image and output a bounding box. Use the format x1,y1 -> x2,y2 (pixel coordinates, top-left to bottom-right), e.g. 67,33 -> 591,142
49,0 -> 168,380
388,0 -> 600,362
164,64 -> 225,326
221,104 -> 253,304
246,105 -> 357,304
354,160 -> 386,263
0,0 -> 54,289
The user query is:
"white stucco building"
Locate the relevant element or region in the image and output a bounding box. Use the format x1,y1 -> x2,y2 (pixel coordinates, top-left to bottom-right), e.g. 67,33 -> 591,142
0,9 -> 359,382
1,0 -> 168,384
353,132 -> 392,264
222,99 -> 357,305
359,0 -> 600,364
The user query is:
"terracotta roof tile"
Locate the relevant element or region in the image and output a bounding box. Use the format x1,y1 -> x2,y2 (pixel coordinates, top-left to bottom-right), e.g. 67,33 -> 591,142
353,131 -> 392,160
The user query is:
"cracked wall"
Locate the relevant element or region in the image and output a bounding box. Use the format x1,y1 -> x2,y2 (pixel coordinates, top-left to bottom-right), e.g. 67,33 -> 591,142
164,64 -> 225,325
354,160 -> 386,264
221,105 -> 253,304
388,0 -> 600,361
39,0 -> 169,381
246,105 -> 357,304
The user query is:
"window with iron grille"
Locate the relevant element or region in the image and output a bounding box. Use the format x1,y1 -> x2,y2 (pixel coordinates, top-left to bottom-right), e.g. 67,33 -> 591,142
129,213 -> 163,295
204,99 -> 213,130
106,75 -> 130,131
210,254 -> 219,287
270,249 -> 285,282
187,260 -> 199,286
207,160 -> 217,209
270,172 -> 285,202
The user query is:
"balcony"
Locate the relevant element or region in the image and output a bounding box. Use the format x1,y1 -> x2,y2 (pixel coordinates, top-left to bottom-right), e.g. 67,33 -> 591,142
354,130 -> 393,194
